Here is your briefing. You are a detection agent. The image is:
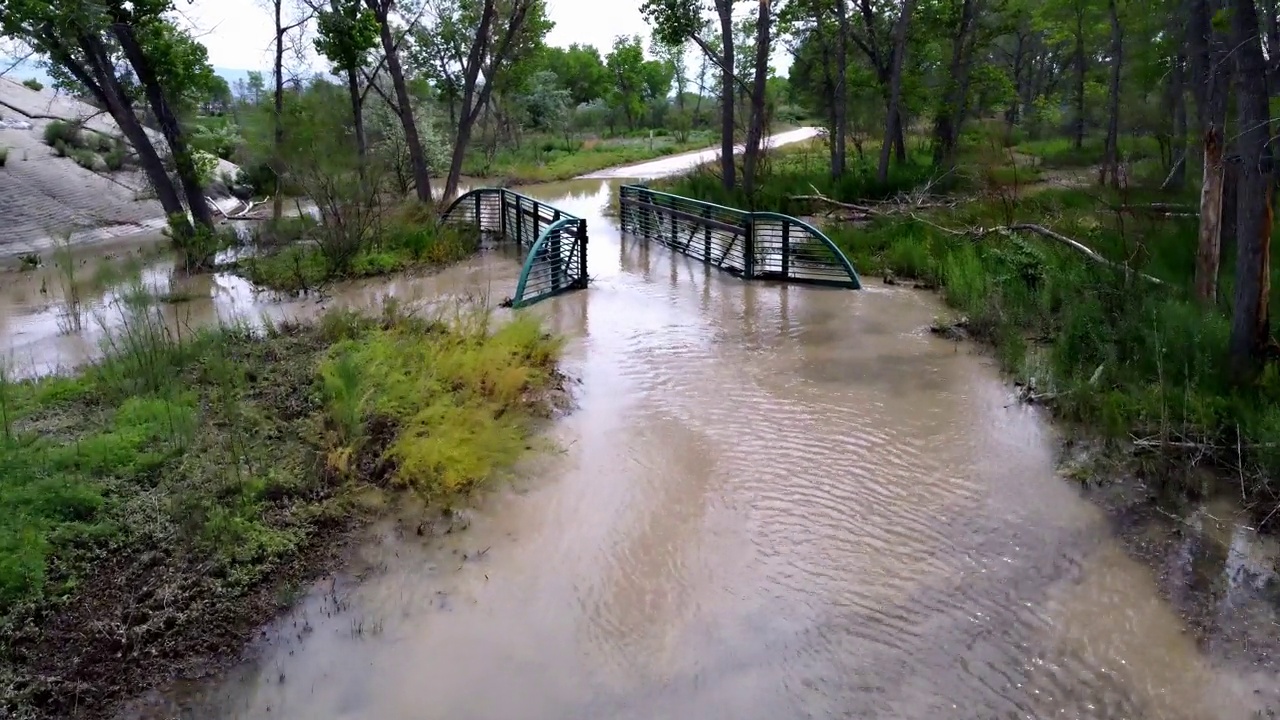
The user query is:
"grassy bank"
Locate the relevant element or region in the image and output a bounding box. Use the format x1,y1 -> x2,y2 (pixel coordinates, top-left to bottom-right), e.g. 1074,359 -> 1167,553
464,130 -> 717,184
0,291 -> 562,719
663,143 -> 1280,525
843,195 -> 1280,518
231,207 -> 480,293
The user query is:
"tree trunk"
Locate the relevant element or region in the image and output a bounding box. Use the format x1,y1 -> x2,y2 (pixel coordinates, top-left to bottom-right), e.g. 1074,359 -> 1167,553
832,1 -> 850,180
1265,0 -> 1280,84
1073,6 -> 1087,149
879,0 -> 915,182
716,0 -> 737,191
932,0 -> 976,168
111,23 -> 213,230
273,0 -> 286,220
443,0 -> 500,202
1165,17 -> 1188,191
1193,0 -> 1232,304
1099,0 -> 1123,187
1228,0 -> 1273,382
345,67 -> 368,165
368,0 -> 434,204
1220,158 -> 1238,260
741,0 -> 772,200
62,35 -> 188,232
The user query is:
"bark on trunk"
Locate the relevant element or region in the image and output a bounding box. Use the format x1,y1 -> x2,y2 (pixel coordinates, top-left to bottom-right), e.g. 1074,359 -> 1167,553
832,1 -> 850,179
62,35 -> 188,231
1073,6 -> 1087,149
1099,0 -> 1123,187
1195,130 -> 1226,302
273,0 -> 286,220
1265,0 -> 1280,84
741,0 -> 773,200
1228,0 -> 1273,382
112,23 -> 213,230
368,0 -> 434,204
716,0 -> 737,191
932,0 -> 976,168
345,67 -> 368,165
879,0 -> 915,182
1193,0 -> 1232,304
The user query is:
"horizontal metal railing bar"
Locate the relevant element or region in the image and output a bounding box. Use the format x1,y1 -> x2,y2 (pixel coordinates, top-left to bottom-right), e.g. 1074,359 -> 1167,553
618,184 -> 861,289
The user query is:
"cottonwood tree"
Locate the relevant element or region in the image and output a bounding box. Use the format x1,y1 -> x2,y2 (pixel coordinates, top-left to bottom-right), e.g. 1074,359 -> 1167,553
414,0 -> 551,202
0,0 -> 216,236
1227,0 -> 1272,381
362,0 -> 436,203
643,0 -> 742,190
312,0 -> 381,165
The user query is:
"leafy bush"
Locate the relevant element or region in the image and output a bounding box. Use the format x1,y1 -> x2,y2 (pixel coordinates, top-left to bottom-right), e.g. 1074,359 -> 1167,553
43,120 -> 82,148
21,78 -> 43,91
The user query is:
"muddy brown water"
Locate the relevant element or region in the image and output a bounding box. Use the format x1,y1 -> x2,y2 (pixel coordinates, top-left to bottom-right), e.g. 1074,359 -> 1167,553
3,176 -> 1279,719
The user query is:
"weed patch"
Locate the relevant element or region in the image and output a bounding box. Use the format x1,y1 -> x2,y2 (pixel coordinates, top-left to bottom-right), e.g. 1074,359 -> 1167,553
234,215 -> 479,293
0,295 -> 562,720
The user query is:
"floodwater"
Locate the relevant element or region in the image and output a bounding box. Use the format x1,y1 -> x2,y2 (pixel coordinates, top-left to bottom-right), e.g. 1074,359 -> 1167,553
1,159 -> 1277,719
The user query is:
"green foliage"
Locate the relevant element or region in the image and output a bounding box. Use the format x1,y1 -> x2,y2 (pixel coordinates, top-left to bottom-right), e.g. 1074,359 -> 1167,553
189,118 -> 241,160
318,310 -> 561,496
540,43 -> 611,105
0,295 -> 562,713
42,120 -> 81,148
20,78 -> 42,91
313,0 -> 381,74
605,34 -> 673,130
235,211 -> 481,293
819,184 -> 1280,505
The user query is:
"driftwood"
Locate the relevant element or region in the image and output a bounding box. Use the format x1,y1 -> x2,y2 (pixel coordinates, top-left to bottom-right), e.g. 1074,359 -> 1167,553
207,196 -> 272,220
795,188 -> 1165,286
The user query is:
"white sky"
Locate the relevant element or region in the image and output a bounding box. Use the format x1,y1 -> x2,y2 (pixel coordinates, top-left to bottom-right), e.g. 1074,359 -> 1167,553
179,0 -> 790,74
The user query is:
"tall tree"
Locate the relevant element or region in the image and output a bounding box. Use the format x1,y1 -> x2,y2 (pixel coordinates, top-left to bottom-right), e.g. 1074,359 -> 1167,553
879,0 -> 914,182
741,0 -> 773,198
364,0 -> 436,203
643,0 -> 744,190
1228,0 -> 1272,381
1191,0 -> 1231,304
313,0 -> 381,166
417,0 -> 551,202
1098,0 -> 1124,186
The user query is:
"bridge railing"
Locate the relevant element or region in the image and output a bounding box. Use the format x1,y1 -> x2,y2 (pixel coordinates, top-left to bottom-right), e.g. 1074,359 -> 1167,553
618,184 -> 861,289
442,188 -> 588,307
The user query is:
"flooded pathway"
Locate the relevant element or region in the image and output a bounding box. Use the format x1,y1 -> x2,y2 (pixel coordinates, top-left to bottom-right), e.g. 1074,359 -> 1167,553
2,157 -> 1277,718
95,179 -> 1279,720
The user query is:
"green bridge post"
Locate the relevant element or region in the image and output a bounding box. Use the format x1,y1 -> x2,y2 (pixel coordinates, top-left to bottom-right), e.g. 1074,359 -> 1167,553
743,217 -> 756,279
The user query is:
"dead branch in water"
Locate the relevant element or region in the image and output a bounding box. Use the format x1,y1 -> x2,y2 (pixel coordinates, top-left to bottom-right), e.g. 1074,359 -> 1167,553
207,196 -> 272,220
792,188 -> 1165,286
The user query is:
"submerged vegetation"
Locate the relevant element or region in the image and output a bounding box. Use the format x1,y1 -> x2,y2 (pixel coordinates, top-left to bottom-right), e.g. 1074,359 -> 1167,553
0,290 -> 561,719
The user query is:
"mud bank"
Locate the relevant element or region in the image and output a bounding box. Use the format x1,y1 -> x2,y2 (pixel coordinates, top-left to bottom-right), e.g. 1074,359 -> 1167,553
0,308 -> 566,720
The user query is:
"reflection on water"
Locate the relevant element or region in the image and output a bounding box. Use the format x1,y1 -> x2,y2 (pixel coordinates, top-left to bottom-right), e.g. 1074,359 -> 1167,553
2,174 -> 1276,720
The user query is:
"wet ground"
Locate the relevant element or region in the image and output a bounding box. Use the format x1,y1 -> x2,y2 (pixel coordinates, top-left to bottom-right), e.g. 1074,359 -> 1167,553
2,153 -> 1278,720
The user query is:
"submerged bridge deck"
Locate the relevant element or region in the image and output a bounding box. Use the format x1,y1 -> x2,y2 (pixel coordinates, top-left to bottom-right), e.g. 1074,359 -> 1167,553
442,188 -> 589,308
618,185 -> 861,289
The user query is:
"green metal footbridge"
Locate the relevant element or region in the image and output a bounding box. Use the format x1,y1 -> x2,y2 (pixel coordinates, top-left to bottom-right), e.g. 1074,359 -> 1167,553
442,188 -> 589,308
440,185 -> 860,308
618,184 -> 862,289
